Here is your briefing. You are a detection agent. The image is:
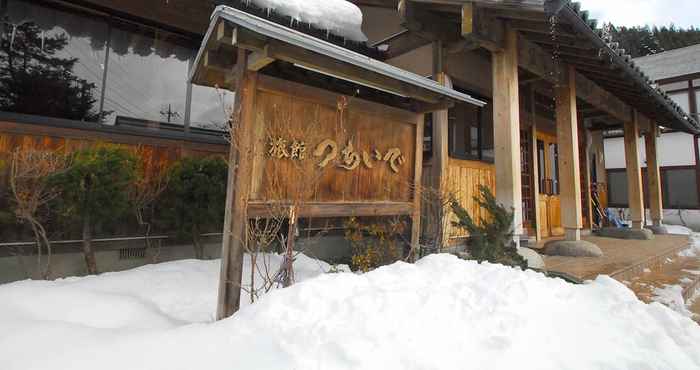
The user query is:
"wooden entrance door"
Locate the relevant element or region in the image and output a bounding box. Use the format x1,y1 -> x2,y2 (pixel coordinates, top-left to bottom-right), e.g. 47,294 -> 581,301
536,132 -> 564,237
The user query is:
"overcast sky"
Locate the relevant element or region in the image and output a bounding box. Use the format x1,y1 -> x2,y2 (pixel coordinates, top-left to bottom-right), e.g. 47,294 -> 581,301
580,0 -> 699,28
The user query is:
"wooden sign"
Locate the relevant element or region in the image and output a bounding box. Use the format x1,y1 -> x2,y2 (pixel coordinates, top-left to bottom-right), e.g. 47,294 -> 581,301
245,74 -> 423,217
219,69 -> 424,320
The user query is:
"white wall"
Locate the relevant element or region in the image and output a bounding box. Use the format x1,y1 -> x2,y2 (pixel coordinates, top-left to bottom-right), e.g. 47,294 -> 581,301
604,131 -> 696,169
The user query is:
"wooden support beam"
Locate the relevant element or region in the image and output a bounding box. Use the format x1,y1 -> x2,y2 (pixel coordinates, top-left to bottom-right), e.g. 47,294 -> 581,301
217,49 -> 254,320
645,120 -> 663,226
529,87 -> 542,241
555,66 -> 583,241
581,116 -> 594,231
517,36 -> 634,123
431,71 -> 450,248
234,36 -> 446,104
247,46 -> 275,71
492,28 -> 523,243
623,111 -> 645,230
461,3 -> 505,52
410,114 -> 425,261
247,202 -> 414,218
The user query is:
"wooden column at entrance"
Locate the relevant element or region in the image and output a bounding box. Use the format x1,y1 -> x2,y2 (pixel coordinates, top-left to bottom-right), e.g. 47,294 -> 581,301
624,111 -> 645,230
432,40 -> 450,248
529,88 -> 542,241
491,28 -> 523,243
554,66 -> 583,241
645,121 -> 663,226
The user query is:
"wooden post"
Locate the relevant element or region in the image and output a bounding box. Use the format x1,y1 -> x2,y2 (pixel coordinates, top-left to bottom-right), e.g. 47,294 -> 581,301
431,40 -> 450,250
217,49 -> 257,320
624,111 -> 645,230
645,121 -> 663,227
529,89 -> 542,241
581,117 -> 594,231
491,28 -> 523,245
432,72 -> 450,248
555,66 -> 583,241
410,114 -> 425,261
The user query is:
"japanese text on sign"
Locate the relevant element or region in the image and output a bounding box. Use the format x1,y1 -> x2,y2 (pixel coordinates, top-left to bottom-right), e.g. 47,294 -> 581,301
267,137 -> 405,173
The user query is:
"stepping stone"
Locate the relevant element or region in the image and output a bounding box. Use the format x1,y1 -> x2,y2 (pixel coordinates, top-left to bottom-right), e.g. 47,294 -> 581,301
517,247 -> 545,269
645,225 -> 669,235
542,240 -> 603,258
598,227 -> 654,240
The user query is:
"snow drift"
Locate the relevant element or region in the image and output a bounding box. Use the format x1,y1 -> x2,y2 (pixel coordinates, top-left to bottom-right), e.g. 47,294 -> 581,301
1,254 -> 699,370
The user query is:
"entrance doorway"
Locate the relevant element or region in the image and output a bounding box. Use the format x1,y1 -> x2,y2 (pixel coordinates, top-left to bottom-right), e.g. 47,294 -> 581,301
536,131 -> 564,238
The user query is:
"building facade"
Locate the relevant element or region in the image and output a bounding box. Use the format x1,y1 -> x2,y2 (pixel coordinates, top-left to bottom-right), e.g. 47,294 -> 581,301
604,44 -> 700,229
1,0 -> 699,259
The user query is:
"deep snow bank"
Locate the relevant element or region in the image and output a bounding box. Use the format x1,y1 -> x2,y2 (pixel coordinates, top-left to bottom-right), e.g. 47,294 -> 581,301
1,254 -> 699,370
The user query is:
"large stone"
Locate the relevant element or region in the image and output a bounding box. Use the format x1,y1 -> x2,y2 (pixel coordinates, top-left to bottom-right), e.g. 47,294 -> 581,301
542,240 -> 603,258
597,227 -> 654,240
517,247 -> 545,269
645,225 -> 670,235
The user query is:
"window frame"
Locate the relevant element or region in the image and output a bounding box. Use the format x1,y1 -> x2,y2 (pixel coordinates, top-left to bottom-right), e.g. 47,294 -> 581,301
446,88 -> 492,163
0,0 -> 219,132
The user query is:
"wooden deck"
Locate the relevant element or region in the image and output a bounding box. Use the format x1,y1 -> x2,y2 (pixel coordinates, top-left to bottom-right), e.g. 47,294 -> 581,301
538,235 -> 691,281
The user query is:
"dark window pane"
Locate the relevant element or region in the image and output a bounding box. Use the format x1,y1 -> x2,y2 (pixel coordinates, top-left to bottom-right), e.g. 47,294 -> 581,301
422,113 -> 433,161
449,102 -> 480,160
608,171 -> 629,207
537,140 -> 546,194
1,0 -> 107,121
481,106 -> 494,162
663,168 -> 699,209
549,143 -> 559,195
103,20 -> 193,125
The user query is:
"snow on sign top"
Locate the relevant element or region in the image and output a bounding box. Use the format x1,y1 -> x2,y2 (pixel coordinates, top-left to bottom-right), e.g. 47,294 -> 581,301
248,0 -> 368,42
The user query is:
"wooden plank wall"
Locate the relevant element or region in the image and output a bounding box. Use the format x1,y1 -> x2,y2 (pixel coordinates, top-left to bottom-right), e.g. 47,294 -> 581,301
0,122 -> 228,191
249,76 -> 418,204
445,158 -> 496,239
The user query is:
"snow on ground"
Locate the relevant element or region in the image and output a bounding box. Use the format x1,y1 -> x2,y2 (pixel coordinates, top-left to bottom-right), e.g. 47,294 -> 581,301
653,284 -> 695,318
666,225 -> 694,236
247,0 -> 368,42
1,254 -> 700,370
680,232 -> 700,257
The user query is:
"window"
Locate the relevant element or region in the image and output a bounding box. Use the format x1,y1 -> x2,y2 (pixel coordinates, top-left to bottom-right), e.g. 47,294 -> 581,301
537,140 -> 546,193
1,0 -> 108,121
607,170 -> 629,207
0,0 -> 231,131
103,20 -> 192,125
422,113 -> 433,161
662,168 -> 699,209
449,102 -> 480,160
447,96 -> 492,162
549,143 -> 559,195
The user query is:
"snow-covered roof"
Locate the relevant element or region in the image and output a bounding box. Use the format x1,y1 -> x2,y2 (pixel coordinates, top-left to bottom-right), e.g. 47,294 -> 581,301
247,0 -> 368,42
634,44 -> 700,82
190,6 -> 486,108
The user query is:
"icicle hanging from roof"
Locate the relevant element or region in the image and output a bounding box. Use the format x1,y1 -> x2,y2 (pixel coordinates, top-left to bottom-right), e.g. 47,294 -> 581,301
247,0 -> 368,42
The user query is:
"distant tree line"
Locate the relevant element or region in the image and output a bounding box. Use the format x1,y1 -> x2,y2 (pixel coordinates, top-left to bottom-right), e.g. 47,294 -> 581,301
606,23 -> 700,58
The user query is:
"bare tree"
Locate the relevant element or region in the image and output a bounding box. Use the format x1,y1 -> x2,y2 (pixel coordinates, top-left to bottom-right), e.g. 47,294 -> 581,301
418,180 -> 455,257
9,148 -> 67,279
129,146 -> 169,263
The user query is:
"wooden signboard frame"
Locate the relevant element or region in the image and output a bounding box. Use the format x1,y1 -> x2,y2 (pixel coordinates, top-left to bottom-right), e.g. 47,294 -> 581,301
217,51 -> 424,319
